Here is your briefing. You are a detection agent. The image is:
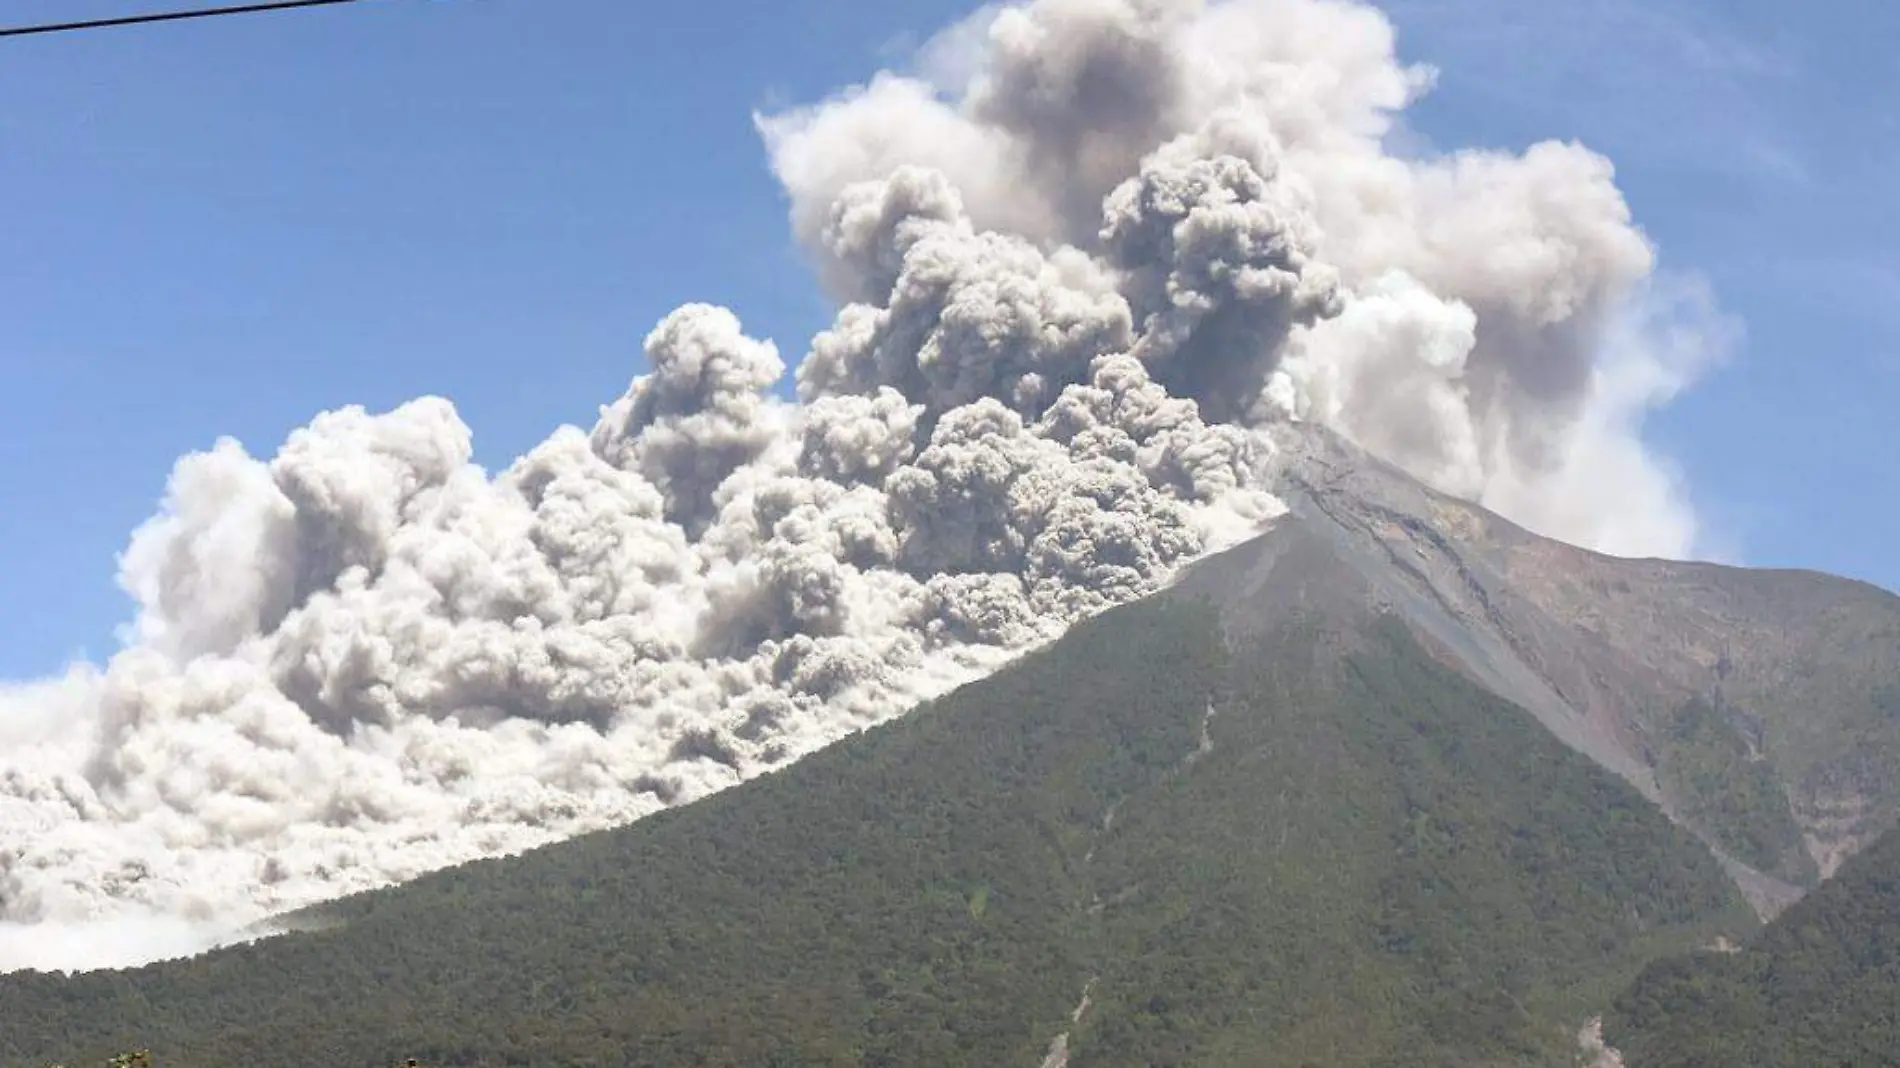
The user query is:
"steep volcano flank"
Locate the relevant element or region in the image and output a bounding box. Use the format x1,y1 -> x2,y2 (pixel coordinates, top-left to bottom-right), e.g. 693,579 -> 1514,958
1064,613 -> 1751,1067
1251,428 -> 1900,903
0,586 -> 1751,1068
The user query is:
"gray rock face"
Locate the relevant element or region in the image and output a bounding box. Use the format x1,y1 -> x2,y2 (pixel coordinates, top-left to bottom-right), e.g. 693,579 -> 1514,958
1170,426 -> 1900,913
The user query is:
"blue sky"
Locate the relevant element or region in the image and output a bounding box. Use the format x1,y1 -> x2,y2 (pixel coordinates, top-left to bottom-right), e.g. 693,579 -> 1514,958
0,0 -> 1893,679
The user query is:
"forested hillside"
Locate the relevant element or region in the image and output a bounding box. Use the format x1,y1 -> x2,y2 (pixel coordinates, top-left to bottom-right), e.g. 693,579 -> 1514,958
1,586 -> 1751,1068
1607,825 -> 1900,1067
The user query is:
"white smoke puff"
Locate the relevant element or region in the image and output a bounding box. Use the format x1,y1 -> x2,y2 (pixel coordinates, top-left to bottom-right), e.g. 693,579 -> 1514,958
692,472 -> 921,664
239,407 -> 692,737
1468,276 -> 1733,559
1041,354 -> 1198,470
887,399 -> 1049,574
87,650 -> 352,817
888,399 -> 1201,618
117,439 -> 299,661
916,572 -> 1046,647
706,537 -> 856,648
1016,457 -> 1201,617
798,173 -> 1133,420
821,165 -> 973,305
754,477 -> 905,571
272,397 -> 474,600
1266,270 -> 1485,498
0,916 -> 237,975
268,574 -> 467,732
968,0 -> 1195,238
758,76 -> 1039,296
797,390 -> 922,484
768,632 -> 913,706
1041,355 -> 1284,546
0,668 -> 105,787
1330,142 -> 1657,456
1177,0 -> 1433,153
592,303 -> 790,532
767,0 -> 1432,252
507,428 -> 700,643
1102,138 -> 1343,418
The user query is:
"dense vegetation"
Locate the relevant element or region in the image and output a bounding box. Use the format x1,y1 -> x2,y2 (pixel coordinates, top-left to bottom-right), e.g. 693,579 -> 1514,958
1067,616 -> 1753,1067
1606,824 -> 1900,1067
1711,584 -> 1900,863
0,598 -> 1752,1068
1650,696 -> 1817,886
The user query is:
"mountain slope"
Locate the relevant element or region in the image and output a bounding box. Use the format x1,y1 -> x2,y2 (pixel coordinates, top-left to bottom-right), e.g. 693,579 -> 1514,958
1604,825 -> 1900,1067
0,555 -> 1752,1067
6,439 -> 1894,1065
1269,429 -> 1900,901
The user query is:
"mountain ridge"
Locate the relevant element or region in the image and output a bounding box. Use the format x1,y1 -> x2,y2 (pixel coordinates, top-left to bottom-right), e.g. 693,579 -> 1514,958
1257,426 -> 1900,907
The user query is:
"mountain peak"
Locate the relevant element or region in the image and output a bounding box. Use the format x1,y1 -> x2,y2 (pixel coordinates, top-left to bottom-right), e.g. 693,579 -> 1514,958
1179,426 -> 1900,910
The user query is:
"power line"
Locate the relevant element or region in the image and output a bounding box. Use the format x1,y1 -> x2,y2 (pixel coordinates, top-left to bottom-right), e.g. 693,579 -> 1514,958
0,0 -> 399,39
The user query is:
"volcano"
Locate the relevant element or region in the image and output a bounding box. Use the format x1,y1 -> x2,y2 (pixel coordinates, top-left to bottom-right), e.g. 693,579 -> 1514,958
5,438 -> 1896,1067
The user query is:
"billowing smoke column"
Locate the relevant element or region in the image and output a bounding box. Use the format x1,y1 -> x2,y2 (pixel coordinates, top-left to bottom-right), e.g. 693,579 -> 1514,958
0,0 -> 1724,972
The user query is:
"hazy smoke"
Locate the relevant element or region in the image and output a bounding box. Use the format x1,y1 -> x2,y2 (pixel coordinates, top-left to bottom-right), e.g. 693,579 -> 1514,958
0,0 -> 1725,972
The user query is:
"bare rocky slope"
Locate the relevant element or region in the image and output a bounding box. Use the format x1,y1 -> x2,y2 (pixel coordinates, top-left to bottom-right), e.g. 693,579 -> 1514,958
1246,428 -> 1900,910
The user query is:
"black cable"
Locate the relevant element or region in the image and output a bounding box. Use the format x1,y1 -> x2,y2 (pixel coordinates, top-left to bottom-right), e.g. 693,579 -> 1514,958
0,0 -> 397,38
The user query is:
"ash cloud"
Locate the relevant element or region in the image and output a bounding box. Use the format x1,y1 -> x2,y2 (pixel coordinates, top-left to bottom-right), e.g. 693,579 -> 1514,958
0,0 -> 1726,972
